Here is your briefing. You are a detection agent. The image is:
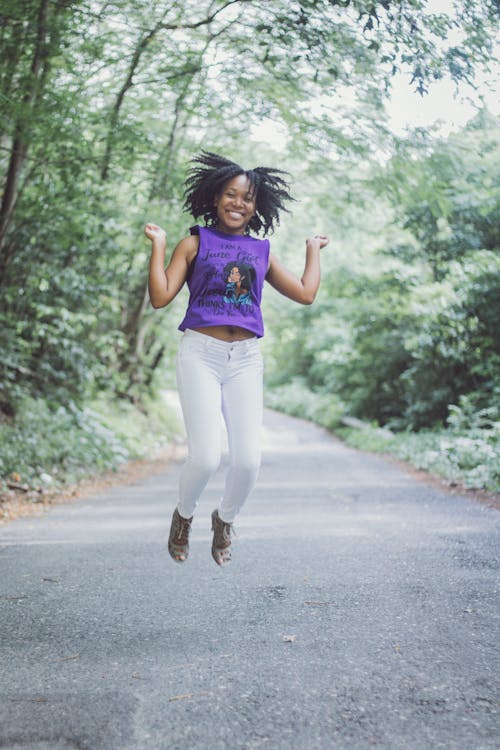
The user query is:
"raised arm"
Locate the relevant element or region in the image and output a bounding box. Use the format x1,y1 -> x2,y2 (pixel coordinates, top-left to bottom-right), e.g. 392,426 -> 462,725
145,223 -> 198,309
265,235 -> 329,305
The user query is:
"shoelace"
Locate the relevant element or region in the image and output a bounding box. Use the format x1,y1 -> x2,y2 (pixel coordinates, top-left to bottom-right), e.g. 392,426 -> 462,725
215,518 -> 235,544
175,519 -> 191,543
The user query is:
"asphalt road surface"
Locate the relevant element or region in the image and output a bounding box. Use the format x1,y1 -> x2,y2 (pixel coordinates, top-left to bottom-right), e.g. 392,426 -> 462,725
0,409 -> 498,750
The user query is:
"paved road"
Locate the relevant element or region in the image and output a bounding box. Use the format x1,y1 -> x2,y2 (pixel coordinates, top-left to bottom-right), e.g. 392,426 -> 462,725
0,409 -> 498,750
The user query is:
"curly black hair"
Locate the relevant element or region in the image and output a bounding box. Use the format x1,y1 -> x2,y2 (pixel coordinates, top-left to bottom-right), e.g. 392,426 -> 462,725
183,151 -> 293,235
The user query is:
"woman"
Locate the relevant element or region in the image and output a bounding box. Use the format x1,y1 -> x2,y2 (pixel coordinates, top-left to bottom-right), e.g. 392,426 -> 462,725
145,151 -> 328,566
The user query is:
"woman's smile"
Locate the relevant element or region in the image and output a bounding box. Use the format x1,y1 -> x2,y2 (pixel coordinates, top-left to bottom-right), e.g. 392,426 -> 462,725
214,174 -> 256,234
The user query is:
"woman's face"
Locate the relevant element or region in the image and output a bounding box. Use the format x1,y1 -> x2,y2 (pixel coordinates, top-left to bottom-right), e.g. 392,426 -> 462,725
214,175 -> 256,235
228,266 -> 243,284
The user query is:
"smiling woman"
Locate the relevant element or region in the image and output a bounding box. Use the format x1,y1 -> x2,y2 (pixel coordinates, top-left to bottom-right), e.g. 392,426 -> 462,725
214,175 -> 257,235
144,150 -> 329,566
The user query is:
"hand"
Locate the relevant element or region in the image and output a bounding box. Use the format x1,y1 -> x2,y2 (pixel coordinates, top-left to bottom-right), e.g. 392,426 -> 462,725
144,223 -> 167,244
306,235 -> 329,250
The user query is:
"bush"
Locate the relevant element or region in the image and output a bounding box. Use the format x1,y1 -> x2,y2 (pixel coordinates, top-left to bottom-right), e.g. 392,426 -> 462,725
340,414 -> 500,493
0,394 -> 182,490
265,378 -> 345,431
266,383 -> 500,493
387,429 -> 499,492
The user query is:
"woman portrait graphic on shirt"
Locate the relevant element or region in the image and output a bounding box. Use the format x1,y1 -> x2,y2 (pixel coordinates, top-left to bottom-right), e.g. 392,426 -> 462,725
223,261 -> 254,305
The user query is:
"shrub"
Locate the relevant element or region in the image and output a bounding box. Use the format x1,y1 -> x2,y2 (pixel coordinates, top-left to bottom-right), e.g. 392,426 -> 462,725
0,394 -> 182,490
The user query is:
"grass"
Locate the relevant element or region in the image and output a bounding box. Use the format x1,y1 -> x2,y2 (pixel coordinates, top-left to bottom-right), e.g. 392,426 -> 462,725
2,382 -> 498,502
337,425 -> 500,493
0,393 -> 183,493
266,380 -> 500,494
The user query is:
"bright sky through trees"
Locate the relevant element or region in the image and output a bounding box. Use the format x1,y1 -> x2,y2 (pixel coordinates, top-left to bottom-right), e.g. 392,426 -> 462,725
250,0 -> 499,146
386,70 -> 499,136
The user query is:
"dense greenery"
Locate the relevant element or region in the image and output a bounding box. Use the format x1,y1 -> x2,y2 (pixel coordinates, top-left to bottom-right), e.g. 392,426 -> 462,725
0,395 -> 182,491
264,114 -> 499,428
263,113 -> 500,490
0,0 -> 498,493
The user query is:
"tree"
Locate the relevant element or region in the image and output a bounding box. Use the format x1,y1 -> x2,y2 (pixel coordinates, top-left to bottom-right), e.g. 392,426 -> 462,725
0,0 -> 497,417
264,111 -> 500,429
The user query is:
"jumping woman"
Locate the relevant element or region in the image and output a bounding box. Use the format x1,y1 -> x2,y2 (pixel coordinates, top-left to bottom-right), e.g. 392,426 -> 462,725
145,151 -> 329,566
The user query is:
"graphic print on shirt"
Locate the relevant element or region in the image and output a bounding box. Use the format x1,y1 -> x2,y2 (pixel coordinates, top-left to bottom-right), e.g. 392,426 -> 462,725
179,227 -> 270,337
223,261 -> 256,306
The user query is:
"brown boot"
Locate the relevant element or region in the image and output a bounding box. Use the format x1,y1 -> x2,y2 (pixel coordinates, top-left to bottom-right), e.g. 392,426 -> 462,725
211,509 -> 233,566
168,508 -> 193,563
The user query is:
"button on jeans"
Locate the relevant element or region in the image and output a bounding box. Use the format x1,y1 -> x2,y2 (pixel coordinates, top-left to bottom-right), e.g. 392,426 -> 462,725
175,329 -> 264,523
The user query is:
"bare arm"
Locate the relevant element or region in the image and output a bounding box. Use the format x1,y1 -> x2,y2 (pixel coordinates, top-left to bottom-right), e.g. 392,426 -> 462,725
144,223 -> 198,308
266,235 -> 329,305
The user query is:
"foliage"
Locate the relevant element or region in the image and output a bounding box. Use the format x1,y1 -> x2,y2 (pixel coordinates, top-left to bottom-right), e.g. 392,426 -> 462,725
0,1 -> 498,489
0,394 -> 181,491
265,114 -> 500,433
265,376 -> 346,429
264,130 -> 500,489
0,399 -> 129,488
382,111 -> 500,278
341,425 -> 500,493
266,385 -> 500,492
89,394 -> 183,459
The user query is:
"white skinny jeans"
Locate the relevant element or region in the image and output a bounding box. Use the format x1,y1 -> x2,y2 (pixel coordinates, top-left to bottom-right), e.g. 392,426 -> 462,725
175,329 -> 264,523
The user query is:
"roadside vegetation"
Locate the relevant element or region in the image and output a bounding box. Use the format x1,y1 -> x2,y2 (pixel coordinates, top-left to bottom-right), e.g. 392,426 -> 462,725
1,1 -> 498,510
264,113 -> 500,495
266,383 -> 499,493
0,396 -> 182,497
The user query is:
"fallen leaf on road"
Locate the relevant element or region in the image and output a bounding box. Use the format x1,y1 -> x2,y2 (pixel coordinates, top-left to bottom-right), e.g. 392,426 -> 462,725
169,692 -> 195,702
51,653 -> 80,663
282,635 -> 296,643
168,691 -> 209,702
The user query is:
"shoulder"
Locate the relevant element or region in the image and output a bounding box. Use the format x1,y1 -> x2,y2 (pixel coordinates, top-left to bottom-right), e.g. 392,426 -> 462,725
174,234 -> 199,265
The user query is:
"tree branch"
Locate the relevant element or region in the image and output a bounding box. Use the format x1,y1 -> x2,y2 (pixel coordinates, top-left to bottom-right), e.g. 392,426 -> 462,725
0,0 -> 50,258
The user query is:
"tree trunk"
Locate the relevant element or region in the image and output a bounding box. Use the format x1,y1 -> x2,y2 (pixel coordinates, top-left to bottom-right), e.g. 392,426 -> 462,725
99,2 -> 241,181
99,29 -> 155,182
148,41 -> 212,201
0,0 -> 50,257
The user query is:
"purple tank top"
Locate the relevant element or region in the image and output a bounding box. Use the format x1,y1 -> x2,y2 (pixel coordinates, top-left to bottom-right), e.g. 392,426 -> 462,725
178,226 -> 270,338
